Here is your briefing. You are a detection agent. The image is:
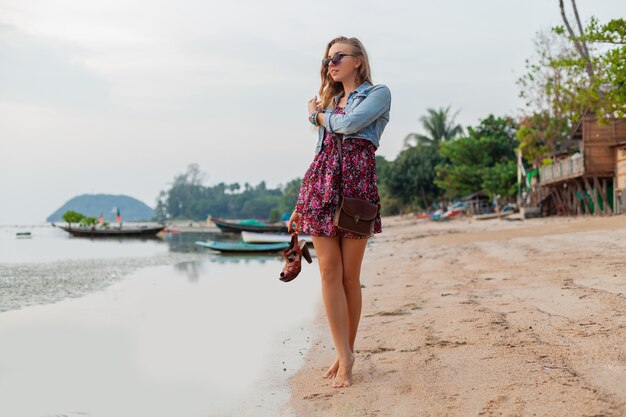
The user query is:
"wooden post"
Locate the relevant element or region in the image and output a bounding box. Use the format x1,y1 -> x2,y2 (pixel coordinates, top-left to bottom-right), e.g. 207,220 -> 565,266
560,185 -> 574,215
583,176 -> 601,216
570,184 -> 579,215
594,176 -> 612,215
574,179 -> 588,215
554,186 -> 567,215
551,191 -> 560,216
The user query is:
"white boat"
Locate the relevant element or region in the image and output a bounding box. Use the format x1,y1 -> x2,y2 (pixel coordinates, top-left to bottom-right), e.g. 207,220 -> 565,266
241,231 -> 313,244
473,211 -> 514,220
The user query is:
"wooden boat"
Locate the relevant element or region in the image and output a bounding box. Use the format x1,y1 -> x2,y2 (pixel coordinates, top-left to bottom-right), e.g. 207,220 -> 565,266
241,231 -> 313,244
52,223 -> 165,237
195,240 -> 289,253
210,217 -> 288,234
473,211 -> 514,220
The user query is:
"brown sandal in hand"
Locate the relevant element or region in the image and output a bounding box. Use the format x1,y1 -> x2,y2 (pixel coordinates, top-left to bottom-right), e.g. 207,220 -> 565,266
279,233 -> 313,282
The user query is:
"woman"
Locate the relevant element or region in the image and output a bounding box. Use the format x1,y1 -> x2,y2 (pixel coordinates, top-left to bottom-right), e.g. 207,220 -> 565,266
288,36 -> 391,388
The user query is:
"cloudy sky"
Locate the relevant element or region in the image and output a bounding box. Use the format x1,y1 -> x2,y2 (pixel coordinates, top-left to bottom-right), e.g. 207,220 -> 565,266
0,0 -> 622,224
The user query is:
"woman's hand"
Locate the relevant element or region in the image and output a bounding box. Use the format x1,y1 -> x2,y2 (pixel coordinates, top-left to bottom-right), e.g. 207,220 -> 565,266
287,211 -> 302,233
308,96 -> 320,114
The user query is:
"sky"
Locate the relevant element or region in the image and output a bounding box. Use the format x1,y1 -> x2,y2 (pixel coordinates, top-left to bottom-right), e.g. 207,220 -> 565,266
0,0 -> 623,224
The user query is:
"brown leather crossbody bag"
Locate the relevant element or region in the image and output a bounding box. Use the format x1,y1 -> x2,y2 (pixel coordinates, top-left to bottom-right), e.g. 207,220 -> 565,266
332,136 -> 380,236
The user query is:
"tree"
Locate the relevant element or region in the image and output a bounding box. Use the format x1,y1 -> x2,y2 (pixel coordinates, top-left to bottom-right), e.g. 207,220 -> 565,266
154,190 -> 168,223
79,217 -> 97,228
571,17 -> 626,118
558,0 -> 594,78
278,178 -> 302,214
380,144 -> 442,212
403,106 -> 464,149
435,116 -> 519,200
517,28 -> 584,164
516,111 -> 574,166
519,1 -> 625,146
62,210 -> 84,228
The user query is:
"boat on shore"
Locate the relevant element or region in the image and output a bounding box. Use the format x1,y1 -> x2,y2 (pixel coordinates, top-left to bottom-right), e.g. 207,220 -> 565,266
52,223 -> 165,237
210,217 -> 288,234
241,231 -> 313,244
473,211 -> 514,220
195,240 -> 289,253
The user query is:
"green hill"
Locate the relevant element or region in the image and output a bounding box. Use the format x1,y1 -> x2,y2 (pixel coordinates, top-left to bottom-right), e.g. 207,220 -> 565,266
47,194 -> 155,222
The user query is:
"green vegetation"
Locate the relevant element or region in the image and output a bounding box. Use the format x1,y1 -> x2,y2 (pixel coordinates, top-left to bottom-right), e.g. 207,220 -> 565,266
155,164 -> 301,221
62,211 -> 84,228
517,2 -> 625,164
403,106 -> 464,149
435,116 -> 519,201
378,144 -> 442,214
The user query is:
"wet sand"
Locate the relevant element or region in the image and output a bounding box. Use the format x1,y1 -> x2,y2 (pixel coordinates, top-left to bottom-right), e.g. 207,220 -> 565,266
286,214 -> 626,416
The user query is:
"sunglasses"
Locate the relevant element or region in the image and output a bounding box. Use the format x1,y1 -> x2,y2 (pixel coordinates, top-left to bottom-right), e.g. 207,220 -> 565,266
322,53 -> 354,68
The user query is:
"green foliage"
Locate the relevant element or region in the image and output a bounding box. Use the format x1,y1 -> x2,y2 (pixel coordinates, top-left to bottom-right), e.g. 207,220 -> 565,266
516,111 -> 572,165
549,18 -> 625,120
435,115 -> 519,200
62,210 -> 84,227
403,106 -> 464,149
519,17 -> 625,160
157,164 -> 301,221
379,144 -> 442,213
481,161 -> 518,199
79,217 -> 97,227
268,208 -> 281,223
278,178 -> 302,214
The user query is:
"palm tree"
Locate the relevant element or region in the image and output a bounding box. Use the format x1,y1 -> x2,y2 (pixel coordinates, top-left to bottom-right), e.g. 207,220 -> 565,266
403,106 -> 464,149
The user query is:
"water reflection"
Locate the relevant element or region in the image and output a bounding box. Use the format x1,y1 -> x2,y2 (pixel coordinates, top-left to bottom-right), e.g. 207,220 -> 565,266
0,257 -> 321,417
0,224 -> 269,263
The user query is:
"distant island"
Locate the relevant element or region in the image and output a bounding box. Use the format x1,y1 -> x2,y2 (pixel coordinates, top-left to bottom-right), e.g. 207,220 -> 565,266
47,194 -> 155,222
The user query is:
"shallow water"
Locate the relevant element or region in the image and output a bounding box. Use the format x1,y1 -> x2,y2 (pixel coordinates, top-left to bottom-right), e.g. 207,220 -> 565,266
0,225 -> 321,417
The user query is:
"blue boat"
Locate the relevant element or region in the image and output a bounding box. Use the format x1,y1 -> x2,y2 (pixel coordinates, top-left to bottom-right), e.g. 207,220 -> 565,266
195,240 -> 289,253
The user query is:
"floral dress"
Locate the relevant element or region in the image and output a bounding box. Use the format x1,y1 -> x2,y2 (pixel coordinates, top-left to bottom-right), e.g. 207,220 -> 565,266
295,104 -> 382,239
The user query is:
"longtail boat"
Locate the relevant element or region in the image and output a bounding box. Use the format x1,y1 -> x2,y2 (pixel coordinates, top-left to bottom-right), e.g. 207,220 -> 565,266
195,240 -> 289,253
210,217 -> 288,234
52,223 -> 164,237
241,231 -> 313,244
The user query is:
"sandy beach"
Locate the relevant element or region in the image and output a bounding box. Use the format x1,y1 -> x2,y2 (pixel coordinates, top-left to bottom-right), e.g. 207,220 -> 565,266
286,214 -> 626,417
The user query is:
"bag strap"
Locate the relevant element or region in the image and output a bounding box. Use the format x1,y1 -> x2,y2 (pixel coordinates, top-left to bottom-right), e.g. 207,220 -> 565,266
335,135 -> 343,195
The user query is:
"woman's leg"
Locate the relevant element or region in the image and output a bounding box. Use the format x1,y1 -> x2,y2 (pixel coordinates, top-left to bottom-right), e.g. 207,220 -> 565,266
311,236 -> 354,388
323,236 -> 368,383
341,236 -> 367,349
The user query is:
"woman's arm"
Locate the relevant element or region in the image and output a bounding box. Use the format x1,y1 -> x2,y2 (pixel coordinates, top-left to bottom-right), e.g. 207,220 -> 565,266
319,85 -> 391,134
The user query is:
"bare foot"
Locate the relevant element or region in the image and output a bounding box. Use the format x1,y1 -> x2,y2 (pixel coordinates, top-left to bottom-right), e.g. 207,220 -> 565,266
323,357 -> 339,379
331,354 -> 355,388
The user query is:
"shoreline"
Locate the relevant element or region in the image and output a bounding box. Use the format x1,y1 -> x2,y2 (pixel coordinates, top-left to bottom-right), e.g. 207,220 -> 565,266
285,214 -> 626,416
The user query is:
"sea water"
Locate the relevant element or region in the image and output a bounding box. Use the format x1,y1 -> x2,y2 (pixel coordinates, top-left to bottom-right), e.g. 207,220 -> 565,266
0,225 -> 320,417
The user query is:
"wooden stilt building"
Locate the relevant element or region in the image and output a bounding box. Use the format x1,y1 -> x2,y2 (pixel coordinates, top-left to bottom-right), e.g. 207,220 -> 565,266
536,114 -> 626,216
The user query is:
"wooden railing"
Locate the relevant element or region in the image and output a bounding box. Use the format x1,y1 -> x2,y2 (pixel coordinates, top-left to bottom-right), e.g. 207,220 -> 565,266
539,155 -> 585,185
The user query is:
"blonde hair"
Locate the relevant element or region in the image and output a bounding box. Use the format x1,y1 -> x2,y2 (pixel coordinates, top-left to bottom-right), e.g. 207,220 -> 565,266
318,36 -> 373,110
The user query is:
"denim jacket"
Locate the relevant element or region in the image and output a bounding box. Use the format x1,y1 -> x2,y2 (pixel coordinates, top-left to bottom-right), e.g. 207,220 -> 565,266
315,81 -> 391,154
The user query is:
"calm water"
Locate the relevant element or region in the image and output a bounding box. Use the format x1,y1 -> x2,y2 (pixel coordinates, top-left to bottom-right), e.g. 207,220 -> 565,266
0,225 -> 321,417
0,224 -> 225,263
